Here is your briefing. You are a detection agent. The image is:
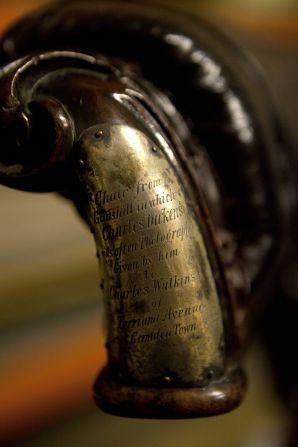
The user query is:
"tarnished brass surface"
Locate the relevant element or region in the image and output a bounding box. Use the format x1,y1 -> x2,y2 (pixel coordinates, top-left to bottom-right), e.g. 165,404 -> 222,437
76,123 -> 224,386
1,0 -> 295,421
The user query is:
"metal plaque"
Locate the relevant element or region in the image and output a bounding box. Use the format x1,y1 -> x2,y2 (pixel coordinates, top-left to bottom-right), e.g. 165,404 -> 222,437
76,124 -> 224,386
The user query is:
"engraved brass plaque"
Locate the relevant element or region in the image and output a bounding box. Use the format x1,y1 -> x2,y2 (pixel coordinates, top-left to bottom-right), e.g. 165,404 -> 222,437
77,124 -> 224,386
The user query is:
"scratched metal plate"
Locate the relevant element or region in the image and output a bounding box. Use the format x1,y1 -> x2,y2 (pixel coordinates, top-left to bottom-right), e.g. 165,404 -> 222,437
76,124 -> 224,386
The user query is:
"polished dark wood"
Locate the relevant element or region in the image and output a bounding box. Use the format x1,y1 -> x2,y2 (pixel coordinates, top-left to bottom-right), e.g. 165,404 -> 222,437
0,1 -> 295,421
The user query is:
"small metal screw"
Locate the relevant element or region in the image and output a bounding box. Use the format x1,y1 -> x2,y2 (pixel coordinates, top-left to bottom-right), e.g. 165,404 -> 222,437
94,129 -> 104,139
220,340 -> 225,351
207,370 -> 214,380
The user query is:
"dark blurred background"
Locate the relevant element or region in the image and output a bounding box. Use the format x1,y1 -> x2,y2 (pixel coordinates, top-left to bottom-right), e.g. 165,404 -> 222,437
0,1 -> 297,446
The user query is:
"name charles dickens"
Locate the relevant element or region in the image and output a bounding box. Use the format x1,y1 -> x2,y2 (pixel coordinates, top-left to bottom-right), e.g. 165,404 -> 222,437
92,179 -> 185,240
99,204 -> 185,241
